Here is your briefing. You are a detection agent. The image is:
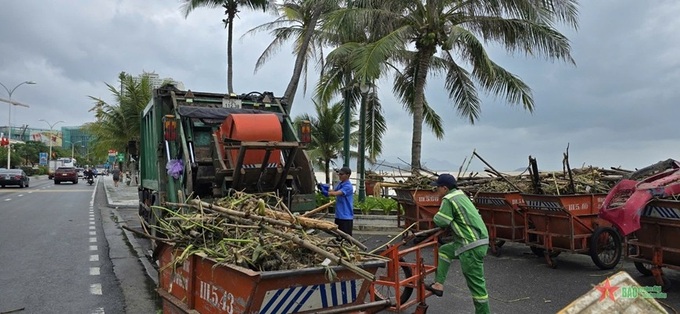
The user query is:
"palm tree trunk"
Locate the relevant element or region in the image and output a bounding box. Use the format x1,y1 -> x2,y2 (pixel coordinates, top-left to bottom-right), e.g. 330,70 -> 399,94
411,48 -> 435,173
282,6 -> 322,112
227,11 -> 235,94
324,159 -> 330,184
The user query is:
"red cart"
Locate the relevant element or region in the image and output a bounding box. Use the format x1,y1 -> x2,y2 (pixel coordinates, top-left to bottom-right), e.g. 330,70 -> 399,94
626,199 -> 680,289
393,188 -> 441,231
519,194 -> 622,269
157,228 -> 444,314
474,192 -> 525,256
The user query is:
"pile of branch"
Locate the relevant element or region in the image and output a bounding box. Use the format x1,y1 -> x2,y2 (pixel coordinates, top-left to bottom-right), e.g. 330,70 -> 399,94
143,192 -> 380,279
461,166 -> 626,194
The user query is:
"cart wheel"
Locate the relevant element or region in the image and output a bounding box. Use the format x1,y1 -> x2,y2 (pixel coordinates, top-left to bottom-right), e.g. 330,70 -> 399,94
373,256 -> 414,306
589,227 -> 622,270
634,262 -> 653,276
490,240 -> 505,257
530,246 -> 560,258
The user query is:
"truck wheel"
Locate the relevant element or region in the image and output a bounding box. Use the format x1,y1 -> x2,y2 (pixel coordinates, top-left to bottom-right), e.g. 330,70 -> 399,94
373,256 -> 413,306
589,227 -> 622,270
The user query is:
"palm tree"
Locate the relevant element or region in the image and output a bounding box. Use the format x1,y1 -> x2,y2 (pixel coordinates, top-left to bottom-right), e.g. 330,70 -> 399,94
243,0 -> 341,111
326,0 -> 578,172
294,100 -> 348,184
181,0 -> 271,94
86,73 -> 153,167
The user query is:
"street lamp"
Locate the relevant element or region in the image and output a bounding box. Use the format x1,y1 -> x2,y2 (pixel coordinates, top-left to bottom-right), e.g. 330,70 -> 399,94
357,82 -> 370,202
1,80 -> 36,168
39,119 -> 65,166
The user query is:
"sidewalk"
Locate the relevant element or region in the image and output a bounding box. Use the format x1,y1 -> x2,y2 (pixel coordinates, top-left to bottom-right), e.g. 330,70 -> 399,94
101,174 -> 138,208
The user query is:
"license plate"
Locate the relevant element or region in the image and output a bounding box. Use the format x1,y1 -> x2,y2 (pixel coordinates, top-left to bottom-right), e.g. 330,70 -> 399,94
62,174 -> 68,176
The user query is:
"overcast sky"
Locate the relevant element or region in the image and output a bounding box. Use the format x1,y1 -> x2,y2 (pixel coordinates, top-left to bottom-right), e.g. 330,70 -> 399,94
1,0 -> 679,172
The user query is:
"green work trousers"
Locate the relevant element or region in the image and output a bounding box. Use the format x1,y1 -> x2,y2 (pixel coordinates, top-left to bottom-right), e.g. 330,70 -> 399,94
436,243 -> 490,314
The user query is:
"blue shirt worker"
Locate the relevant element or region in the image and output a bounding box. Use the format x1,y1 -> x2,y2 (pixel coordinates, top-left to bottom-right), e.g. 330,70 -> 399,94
426,174 -> 490,314
327,167 -> 355,236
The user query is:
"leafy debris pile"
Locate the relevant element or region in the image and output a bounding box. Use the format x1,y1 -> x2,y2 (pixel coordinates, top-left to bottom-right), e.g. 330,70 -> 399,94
148,192 -> 377,273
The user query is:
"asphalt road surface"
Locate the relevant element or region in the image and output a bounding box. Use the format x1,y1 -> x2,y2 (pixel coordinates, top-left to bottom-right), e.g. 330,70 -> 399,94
0,176 -> 128,313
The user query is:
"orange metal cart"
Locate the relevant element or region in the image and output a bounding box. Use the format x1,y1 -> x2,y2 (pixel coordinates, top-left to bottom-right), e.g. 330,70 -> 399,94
393,188 -> 441,231
519,194 -> 622,269
626,199 -> 680,290
157,228 -> 443,314
474,191 -> 526,256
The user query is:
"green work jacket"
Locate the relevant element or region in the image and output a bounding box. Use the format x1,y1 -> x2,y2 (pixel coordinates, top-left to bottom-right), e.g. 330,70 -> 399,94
433,189 -> 489,256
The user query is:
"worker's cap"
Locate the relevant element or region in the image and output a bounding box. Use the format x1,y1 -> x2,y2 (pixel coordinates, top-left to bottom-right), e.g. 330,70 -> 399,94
335,167 -> 352,175
430,174 -> 457,188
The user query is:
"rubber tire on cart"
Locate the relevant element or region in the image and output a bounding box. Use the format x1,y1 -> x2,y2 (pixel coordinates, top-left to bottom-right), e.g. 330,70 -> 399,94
491,240 -> 506,257
634,262 -> 653,276
373,256 -> 414,306
589,226 -> 622,270
530,246 -> 561,258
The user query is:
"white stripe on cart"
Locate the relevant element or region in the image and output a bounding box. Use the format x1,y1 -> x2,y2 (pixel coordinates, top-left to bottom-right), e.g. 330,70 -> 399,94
260,279 -> 363,313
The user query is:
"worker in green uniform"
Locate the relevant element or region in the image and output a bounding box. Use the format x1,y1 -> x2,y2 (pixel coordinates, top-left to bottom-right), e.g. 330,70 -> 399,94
425,174 -> 490,314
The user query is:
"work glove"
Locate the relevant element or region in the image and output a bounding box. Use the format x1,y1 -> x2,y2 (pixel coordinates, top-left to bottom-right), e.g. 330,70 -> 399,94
317,183 -> 330,197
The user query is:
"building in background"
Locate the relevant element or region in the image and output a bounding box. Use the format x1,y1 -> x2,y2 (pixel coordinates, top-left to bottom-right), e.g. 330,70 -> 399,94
133,72 -> 184,91
0,125 -> 91,153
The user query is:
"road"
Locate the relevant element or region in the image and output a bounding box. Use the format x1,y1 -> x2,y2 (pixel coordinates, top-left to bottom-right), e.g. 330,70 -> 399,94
0,176 -> 157,314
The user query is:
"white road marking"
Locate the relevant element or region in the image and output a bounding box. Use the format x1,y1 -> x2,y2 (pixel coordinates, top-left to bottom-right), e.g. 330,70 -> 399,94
3,198 -> 9,201
89,226 -> 95,230
91,307 -> 105,314
90,283 -> 102,295
90,267 -> 100,276
90,255 -> 99,262
89,217 -> 94,221
89,221 -> 94,225
89,237 -> 97,243
90,231 -> 96,236
90,245 -> 97,251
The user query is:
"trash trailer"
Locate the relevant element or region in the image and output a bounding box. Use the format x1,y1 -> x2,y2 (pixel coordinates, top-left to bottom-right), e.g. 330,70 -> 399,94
519,193 -> 622,269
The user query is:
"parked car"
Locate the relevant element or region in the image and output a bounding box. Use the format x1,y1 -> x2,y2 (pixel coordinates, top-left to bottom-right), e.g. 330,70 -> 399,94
76,167 -> 85,178
54,167 -> 78,184
0,169 -> 30,188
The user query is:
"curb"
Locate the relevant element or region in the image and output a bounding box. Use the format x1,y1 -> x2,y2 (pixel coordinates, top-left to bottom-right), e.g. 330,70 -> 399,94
109,208 -> 159,286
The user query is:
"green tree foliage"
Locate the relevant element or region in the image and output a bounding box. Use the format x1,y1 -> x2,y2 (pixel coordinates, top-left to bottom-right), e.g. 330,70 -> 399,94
85,72 -> 153,166
294,100 -> 349,184
325,0 -> 578,171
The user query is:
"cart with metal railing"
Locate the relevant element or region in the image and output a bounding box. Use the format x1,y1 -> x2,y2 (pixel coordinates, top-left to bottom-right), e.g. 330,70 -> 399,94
625,199 -> 680,289
474,191 -> 526,256
157,228 -> 444,314
519,193 -> 622,269
392,188 -> 441,231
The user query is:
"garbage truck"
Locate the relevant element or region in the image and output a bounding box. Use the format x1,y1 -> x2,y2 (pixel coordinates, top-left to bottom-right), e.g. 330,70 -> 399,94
137,85 -> 317,234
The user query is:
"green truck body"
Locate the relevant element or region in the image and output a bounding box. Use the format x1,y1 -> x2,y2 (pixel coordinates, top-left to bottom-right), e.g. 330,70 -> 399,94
138,85 -> 316,227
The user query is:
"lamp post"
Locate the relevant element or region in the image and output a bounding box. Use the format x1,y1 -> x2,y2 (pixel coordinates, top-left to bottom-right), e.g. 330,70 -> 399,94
1,80 -> 36,168
342,87 -> 351,168
39,119 -> 65,166
357,83 -> 370,202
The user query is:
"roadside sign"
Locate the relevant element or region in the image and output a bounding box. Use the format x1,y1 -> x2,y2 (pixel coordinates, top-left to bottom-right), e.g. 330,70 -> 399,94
39,152 -> 47,165
117,152 -> 124,162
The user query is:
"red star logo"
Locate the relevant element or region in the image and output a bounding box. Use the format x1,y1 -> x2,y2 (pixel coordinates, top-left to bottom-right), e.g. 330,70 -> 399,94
596,279 -> 619,301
